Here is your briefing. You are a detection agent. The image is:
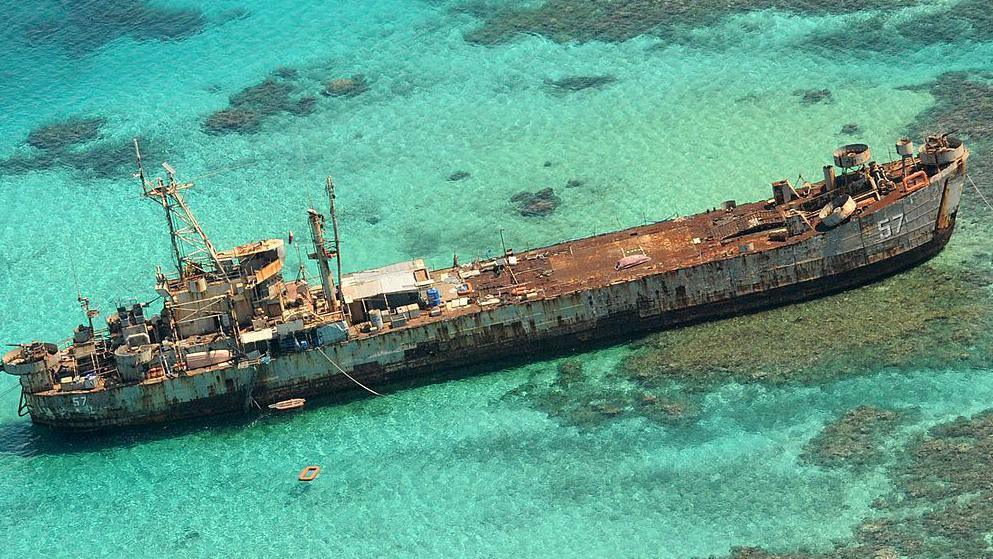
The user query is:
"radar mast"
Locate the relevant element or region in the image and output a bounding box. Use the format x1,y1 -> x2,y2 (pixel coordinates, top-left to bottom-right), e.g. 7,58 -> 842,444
133,139 -> 225,279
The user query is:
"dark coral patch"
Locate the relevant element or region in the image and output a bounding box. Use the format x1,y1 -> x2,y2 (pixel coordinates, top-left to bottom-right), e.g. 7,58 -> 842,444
718,410 -> 993,559
203,73 -> 316,135
322,75 -> 370,97
460,0 -> 922,45
26,117 -> 106,151
802,0 -> 993,56
904,71 -> 993,143
793,88 -> 832,105
800,406 -> 905,470
203,108 -> 264,136
504,359 -> 699,429
511,187 -> 562,217
0,135 -> 161,179
288,96 -> 318,116
840,123 -> 861,135
545,75 -> 617,94
229,79 -> 296,111
23,0 -> 205,56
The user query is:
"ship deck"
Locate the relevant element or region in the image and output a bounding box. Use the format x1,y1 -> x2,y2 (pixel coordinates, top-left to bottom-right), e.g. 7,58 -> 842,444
345,157 -> 925,337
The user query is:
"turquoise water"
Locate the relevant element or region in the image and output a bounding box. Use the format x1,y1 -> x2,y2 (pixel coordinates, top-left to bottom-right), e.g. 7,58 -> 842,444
1,1 -> 992,557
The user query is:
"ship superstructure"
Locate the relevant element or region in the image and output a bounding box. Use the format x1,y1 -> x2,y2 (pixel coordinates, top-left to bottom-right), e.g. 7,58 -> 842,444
2,135 -> 970,430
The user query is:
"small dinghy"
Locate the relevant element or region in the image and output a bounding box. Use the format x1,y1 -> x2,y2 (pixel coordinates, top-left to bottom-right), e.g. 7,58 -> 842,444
268,398 -> 306,412
298,465 -> 321,482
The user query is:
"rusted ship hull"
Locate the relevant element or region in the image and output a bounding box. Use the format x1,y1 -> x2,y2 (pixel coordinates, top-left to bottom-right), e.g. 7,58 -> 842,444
257,222 -> 957,405
24,162 -> 965,430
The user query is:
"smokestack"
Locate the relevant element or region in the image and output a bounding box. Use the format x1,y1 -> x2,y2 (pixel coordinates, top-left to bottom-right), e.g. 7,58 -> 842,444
823,165 -> 836,192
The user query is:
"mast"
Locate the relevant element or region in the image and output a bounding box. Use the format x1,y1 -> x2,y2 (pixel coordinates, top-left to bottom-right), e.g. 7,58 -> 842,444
133,139 -> 225,279
325,177 -> 343,293
307,209 -> 338,312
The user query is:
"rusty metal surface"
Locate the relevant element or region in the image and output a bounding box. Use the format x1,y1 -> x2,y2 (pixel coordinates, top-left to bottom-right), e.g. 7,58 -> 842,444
20,149 -> 970,430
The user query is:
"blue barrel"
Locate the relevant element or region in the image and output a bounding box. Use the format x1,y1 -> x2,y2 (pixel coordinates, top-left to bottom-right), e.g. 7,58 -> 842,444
426,288 -> 442,307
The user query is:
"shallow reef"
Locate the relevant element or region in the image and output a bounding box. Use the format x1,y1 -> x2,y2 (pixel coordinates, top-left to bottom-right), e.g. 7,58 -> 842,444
203,109 -> 265,136
26,117 -> 106,151
0,113 -> 160,179
203,71 -> 318,135
619,262 -> 991,392
448,170 -> 471,181
800,0 -> 993,56
839,123 -> 860,136
504,359 -> 700,429
903,71 -> 993,143
793,88 -> 832,105
710,410 -> 993,559
800,406 -> 907,470
61,138 -> 160,179
322,75 -> 369,97
23,0 -> 206,56
544,75 -> 617,94
511,187 -> 562,217
460,0 -> 922,45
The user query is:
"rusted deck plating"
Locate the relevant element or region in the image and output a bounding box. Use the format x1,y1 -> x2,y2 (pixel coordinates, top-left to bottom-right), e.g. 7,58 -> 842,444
379,157 -> 926,333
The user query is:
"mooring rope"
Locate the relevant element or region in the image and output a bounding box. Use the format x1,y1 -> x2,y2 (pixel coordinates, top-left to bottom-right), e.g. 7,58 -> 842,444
0,382 -> 20,400
967,174 -> 993,212
315,347 -> 382,397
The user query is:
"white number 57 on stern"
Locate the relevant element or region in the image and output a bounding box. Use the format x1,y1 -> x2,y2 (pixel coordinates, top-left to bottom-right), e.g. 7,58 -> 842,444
878,213 -> 904,240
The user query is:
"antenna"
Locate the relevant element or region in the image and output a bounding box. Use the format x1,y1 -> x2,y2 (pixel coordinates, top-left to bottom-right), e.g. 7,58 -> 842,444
133,138 -> 225,279
64,230 -> 97,333
133,138 -> 149,195
162,162 -> 177,180
292,231 -> 308,282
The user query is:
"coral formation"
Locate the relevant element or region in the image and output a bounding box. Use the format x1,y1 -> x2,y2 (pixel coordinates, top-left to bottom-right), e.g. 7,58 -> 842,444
904,71 -> 993,143
23,0 -> 205,56
203,72 -> 318,135
801,0 -> 993,56
840,123 -> 861,136
511,187 -> 562,216
793,88 -> 832,105
26,117 -> 106,150
289,96 -> 318,116
0,113 -> 160,179
504,359 -> 698,429
203,109 -> 265,136
800,406 -> 905,470
322,75 -> 369,97
545,75 -> 617,94
460,0 -> 920,45
619,262 -> 991,390
711,411 -> 993,559
448,171 -> 471,181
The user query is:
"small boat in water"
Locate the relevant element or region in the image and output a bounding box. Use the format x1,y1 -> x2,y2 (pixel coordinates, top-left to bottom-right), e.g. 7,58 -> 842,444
268,398 -> 306,412
298,465 -> 320,482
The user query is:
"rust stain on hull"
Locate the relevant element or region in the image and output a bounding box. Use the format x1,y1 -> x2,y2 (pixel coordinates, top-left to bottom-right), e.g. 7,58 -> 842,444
7,136 -> 970,431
